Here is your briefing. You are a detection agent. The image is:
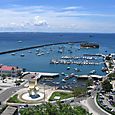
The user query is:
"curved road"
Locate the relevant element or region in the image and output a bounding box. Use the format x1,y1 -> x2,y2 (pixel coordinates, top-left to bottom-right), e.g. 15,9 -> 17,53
87,97 -> 109,115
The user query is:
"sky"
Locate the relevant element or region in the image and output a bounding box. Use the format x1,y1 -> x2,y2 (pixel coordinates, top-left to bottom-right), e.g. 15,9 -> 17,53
0,0 -> 115,32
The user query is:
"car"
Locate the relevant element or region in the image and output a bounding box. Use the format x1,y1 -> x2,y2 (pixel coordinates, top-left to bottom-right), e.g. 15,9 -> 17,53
109,95 -> 113,100
70,99 -> 74,102
91,96 -> 94,98
60,100 -> 65,103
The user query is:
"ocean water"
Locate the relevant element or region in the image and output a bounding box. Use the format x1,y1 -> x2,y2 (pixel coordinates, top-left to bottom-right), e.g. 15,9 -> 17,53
0,32 -> 115,87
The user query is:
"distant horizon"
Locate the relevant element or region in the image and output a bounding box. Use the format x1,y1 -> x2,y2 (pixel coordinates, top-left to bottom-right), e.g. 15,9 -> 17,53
0,31 -> 115,34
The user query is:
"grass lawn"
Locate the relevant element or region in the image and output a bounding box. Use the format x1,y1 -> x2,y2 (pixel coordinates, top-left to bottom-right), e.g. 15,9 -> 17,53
7,94 -> 24,103
49,91 -> 73,101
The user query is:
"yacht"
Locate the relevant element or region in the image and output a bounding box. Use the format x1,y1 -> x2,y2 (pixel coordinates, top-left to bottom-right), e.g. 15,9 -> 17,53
20,54 -> 25,57
18,40 -> 22,43
11,53 -> 16,56
62,79 -> 66,82
28,51 -> 32,53
89,70 -> 96,74
67,67 -> 70,70
74,68 -> 80,72
61,72 -> 65,76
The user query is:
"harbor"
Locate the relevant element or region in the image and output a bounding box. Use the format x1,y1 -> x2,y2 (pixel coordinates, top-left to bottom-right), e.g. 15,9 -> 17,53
0,41 -> 108,89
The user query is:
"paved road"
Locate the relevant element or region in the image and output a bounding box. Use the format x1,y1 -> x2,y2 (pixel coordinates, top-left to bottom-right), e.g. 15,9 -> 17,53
0,81 -> 27,104
87,97 -> 108,115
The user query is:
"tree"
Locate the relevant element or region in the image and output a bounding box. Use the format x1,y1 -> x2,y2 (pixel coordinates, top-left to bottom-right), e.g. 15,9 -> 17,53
102,79 -> 113,92
20,102 -> 91,115
86,79 -> 93,87
72,87 -> 87,98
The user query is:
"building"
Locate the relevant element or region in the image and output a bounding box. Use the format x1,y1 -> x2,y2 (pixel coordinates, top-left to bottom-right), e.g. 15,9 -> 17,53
0,64 -> 22,78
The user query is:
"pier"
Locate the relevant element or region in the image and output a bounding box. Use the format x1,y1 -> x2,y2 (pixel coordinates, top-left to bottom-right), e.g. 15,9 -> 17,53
50,59 -> 104,65
0,41 -> 85,55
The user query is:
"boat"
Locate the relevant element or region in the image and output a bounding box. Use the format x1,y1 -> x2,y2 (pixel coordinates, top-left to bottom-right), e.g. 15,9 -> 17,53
101,67 -> 108,72
37,53 -> 44,56
11,53 -> 16,56
69,73 -> 75,77
67,67 -> 70,70
20,54 -> 25,57
18,40 -> 22,43
89,70 -> 96,74
74,68 -> 80,72
64,76 -> 69,80
28,51 -> 32,53
62,79 -> 66,82
58,50 -> 63,53
61,72 -> 65,76
36,49 -> 40,52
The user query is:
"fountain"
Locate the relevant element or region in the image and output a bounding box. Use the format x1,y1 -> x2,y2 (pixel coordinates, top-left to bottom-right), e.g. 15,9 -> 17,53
20,78 -> 44,102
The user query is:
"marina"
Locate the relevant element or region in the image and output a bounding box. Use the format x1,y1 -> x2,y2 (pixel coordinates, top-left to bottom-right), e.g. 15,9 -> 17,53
0,41 -> 107,88
0,33 -> 114,90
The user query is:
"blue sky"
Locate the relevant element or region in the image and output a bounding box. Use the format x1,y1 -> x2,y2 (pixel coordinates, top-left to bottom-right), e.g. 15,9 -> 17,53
0,0 -> 115,32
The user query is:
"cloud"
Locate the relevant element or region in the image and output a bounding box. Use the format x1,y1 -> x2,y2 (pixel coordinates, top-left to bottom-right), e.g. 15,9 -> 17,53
0,5 -> 115,32
33,16 -> 48,26
63,6 -> 82,11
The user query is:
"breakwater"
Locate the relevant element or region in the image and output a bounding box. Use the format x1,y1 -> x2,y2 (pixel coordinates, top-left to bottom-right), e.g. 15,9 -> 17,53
0,41 -> 85,55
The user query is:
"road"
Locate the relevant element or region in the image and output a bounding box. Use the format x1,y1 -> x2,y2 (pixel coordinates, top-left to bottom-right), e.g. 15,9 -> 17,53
87,97 -> 109,115
0,80 -> 111,115
0,81 -> 27,106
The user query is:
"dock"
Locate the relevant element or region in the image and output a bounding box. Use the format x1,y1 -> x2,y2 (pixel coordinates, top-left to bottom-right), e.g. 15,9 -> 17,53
22,72 -> 59,79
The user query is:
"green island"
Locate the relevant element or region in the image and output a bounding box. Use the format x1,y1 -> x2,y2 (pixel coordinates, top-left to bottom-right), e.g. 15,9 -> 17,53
7,94 -> 23,103
49,91 -> 73,101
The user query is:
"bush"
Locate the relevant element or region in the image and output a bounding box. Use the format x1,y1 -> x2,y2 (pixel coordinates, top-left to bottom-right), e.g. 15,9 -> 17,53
7,94 -> 23,103
20,102 -> 91,115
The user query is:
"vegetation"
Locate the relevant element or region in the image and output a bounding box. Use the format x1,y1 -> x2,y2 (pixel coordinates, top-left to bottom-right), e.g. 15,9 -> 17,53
20,102 -> 91,115
108,73 -> 115,80
101,79 -> 113,92
86,79 -> 93,87
7,94 -> 23,103
49,92 -> 73,101
72,87 -> 87,98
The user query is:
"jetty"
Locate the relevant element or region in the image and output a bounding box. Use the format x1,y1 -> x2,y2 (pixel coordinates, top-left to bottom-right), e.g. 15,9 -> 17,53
0,41 -> 85,55
77,75 -> 104,80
